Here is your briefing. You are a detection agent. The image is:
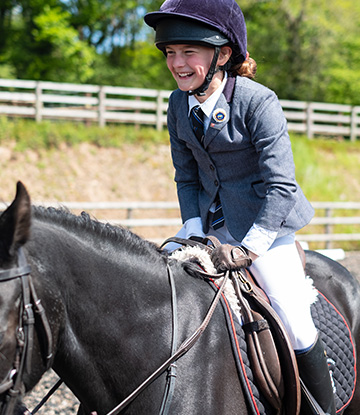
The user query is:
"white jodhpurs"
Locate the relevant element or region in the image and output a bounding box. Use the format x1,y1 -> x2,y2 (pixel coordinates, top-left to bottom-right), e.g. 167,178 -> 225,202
248,234 -> 317,351
207,226 -> 318,352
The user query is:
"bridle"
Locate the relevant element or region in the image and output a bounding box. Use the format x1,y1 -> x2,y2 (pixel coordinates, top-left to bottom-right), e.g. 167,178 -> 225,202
0,248 -> 53,415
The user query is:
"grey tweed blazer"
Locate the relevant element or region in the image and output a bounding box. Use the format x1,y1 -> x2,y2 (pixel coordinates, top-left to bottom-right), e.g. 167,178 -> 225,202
167,75 -> 314,242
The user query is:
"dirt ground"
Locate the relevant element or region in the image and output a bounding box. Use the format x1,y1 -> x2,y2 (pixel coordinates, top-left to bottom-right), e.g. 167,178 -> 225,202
0,141 -> 182,241
0,141 -> 177,203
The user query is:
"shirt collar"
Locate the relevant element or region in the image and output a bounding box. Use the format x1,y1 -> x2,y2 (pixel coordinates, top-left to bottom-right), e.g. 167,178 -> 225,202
188,72 -> 228,119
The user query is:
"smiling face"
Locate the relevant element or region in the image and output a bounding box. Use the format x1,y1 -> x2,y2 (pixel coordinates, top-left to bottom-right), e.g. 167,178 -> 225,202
165,44 -> 232,102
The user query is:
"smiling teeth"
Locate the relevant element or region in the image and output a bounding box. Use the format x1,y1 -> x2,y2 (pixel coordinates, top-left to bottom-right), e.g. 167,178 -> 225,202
178,73 -> 192,77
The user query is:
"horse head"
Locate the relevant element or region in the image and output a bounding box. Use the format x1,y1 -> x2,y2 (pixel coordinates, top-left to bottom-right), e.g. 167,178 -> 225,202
0,182 -> 41,414
0,181 -> 31,265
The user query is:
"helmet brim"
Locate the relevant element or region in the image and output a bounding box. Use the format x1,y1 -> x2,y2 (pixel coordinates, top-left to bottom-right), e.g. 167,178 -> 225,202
153,17 -> 229,51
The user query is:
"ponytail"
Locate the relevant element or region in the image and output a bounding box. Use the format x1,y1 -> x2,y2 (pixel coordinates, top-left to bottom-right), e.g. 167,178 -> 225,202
230,56 -> 257,79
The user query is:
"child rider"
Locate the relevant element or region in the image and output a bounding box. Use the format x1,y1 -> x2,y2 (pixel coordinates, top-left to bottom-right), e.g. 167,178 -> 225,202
145,1 -> 336,414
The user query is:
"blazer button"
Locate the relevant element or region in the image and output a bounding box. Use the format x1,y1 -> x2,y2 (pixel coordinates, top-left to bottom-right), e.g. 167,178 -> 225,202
214,180 -> 219,186
210,164 -> 215,171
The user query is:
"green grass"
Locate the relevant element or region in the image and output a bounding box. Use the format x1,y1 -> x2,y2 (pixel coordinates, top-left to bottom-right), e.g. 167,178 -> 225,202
291,135 -> 360,202
291,135 -> 360,250
0,116 -> 170,150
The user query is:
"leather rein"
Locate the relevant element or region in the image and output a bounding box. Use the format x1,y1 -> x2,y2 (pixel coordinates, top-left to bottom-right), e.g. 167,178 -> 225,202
0,248 -> 53,415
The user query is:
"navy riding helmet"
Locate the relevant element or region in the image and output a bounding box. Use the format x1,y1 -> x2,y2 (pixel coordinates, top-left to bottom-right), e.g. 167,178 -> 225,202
144,0 -> 247,96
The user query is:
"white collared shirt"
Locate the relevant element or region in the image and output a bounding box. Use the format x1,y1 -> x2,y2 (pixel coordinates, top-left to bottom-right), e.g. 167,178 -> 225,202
188,72 -> 228,133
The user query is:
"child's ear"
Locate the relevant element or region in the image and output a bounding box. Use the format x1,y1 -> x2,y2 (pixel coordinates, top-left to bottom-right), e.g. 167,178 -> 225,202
218,46 -> 232,66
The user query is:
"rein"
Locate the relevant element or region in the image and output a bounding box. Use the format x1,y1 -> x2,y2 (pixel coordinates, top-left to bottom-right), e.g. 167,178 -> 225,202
0,248 -> 53,415
106,263 -> 229,415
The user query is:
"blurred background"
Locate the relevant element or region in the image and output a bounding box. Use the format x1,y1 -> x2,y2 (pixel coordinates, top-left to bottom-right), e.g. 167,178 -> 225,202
1,0 -> 360,103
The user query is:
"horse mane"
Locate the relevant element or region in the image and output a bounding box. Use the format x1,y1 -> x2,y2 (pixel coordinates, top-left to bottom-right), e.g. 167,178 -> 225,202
31,205 -> 164,257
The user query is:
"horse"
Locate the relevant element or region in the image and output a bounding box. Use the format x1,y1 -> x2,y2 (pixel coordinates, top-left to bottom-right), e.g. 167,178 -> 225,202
0,181 -> 360,415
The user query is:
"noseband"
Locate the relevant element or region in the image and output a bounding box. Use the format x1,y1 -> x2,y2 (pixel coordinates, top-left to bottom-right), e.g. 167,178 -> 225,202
0,248 -> 53,415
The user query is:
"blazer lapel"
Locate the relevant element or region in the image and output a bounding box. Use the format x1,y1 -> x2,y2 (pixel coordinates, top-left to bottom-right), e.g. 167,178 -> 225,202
204,94 -> 231,148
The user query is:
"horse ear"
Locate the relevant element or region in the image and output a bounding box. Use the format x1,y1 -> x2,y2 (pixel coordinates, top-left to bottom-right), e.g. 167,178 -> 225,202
0,181 -> 32,259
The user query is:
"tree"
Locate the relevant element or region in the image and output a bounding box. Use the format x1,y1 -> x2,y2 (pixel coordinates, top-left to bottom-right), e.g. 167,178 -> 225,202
88,41 -> 175,90
0,0 -> 359,105
30,5 -> 95,82
1,0 -> 96,82
242,0 -> 360,104
61,0 -> 162,51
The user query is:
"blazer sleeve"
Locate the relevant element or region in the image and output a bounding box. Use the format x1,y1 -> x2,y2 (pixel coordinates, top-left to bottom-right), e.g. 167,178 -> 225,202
246,89 -> 298,232
167,93 -> 201,223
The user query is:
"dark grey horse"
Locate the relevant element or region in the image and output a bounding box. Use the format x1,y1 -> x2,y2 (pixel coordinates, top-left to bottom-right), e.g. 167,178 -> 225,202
0,182 -> 359,414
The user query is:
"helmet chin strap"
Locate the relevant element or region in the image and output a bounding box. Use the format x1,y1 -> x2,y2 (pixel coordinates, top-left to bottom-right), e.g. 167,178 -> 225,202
188,47 -> 221,97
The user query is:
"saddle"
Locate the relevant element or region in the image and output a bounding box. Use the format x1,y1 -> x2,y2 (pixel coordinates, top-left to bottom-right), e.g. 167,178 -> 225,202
166,236 -> 302,415
238,241 -> 305,414
233,268 -> 300,415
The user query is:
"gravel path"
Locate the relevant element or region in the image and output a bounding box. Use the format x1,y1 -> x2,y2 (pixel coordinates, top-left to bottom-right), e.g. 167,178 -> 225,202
23,370 -> 79,414
22,251 -> 360,414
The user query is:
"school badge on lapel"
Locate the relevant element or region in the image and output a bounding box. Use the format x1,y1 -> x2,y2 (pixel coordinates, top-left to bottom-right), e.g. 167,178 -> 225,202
212,108 -> 227,123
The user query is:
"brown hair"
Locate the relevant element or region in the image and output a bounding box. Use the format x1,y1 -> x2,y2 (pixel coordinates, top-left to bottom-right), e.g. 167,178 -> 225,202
230,57 -> 257,79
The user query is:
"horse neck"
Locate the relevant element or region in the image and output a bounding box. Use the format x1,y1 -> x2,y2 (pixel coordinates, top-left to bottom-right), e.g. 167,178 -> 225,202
27,216 -> 172,343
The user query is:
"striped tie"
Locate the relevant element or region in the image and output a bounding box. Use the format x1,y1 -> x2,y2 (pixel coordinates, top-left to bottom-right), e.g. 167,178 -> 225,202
190,105 -> 205,143
211,196 -> 225,230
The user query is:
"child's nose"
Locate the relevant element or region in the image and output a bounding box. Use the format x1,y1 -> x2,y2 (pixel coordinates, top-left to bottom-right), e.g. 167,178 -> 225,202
172,54 -> 185,67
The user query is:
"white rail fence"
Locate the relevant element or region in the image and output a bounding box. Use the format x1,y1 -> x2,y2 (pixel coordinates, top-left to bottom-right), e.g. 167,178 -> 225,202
0,78 -> 170,131
1,200 -> 359,248
0,78 -> 360,140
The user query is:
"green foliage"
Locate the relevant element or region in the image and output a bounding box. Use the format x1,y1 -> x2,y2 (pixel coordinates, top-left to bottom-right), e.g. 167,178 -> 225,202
242,0 -> 360,105
63,0 -> 153,50
88,42 -> 176,90
7,3 -> 96,82
0,0 -> 360,104
30,6 -> 96,82
0,63 -> 16,79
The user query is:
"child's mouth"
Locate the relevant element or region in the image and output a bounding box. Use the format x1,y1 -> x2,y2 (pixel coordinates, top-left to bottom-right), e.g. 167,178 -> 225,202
178,72 -> 194,78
